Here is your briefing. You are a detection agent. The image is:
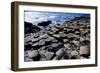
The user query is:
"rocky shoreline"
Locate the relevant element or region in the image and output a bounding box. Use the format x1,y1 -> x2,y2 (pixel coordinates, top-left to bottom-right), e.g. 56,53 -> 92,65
24,16 -> 90,61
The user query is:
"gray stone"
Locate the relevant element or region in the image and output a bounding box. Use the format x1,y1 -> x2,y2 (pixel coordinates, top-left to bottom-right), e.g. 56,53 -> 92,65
45,37 -> 54,42
25,50 -> 39,58
80,56 -> 87,59
59,32 -> 67,38
45,51 -> 54,60
39,50 -> 46,58
40,46 -> 46,50
64,43 -> 70,49
63,39 -> 68,43
79,46 -> 90,55
39,34 -> 48,39
72,40 -> 79,46
51,43 -> 59,48
38,39 -> 45,46
52,56 -> 59,60
40,58 -> 47,61
24,57 -> 33,61
51,27 -> 59,32
53,34 -> 61,38
34,33 -> 39,38
71,50 -> 79,56
56,49 -> 64,57
32,42 -> 38,47
52,39 -> 58,43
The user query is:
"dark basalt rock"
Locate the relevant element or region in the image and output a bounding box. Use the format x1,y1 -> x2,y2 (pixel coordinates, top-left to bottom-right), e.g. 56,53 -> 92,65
24,16 -> 90,61
37,20 -> 52,27
32,54 -> 41,61
24,22 -> 41,34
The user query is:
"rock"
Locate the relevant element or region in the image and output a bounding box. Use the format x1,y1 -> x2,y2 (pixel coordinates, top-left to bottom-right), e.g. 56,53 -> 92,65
58,42 -> 63,46
47,31 -> 54,35
25,44 -> 33,50
71,55 -> 80,59
79,46 -> 90,58
63,39 -> 68,43
45,51 -> 54,60
51,43 -> 59,48
24,57 -> 33,61
34,33 -> 39,38
39,34 -> 48,39
72,40 -> 79,46
25,21 -> 41,34
32,42 -> 38,47
65,49 -> 72,58
40,46 -> 46,50
56,49 -> 64,57
71,50 -> 79,56
37,20 -> 52,27
25,50 -> 39,58
63,28 -> 68,31
63,54 -> 69,59
31,38 -> 39,43
64,43 -> 70,49
24,15 -> 90,61
45,37 -> 54,42
55,24 -> 62,29
40,58 -> 47,61
32,54 -> 41,61
80,37 -> 85,42
52,39 -> 58,43
38,39 -> 45,46
39,50 -> 46,58
59,32 -> 67,38
53,34 -> 61,38
52,56 -> 59,60
80,56 -> 87,59
51,27 -> 59,32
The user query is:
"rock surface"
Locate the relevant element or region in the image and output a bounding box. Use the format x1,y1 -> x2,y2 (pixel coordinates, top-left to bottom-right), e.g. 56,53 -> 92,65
24,16 -> 90,61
